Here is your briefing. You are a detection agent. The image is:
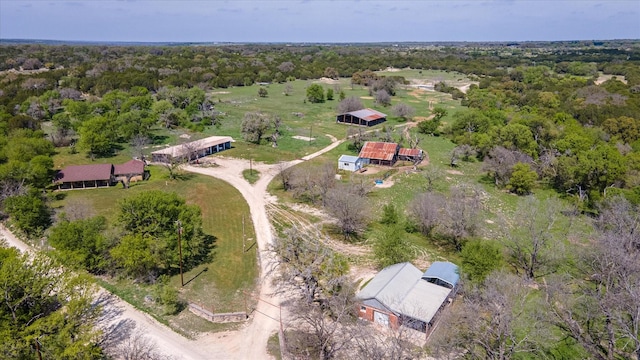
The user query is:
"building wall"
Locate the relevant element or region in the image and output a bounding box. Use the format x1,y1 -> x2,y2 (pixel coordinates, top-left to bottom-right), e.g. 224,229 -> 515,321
358,305 -> 399,329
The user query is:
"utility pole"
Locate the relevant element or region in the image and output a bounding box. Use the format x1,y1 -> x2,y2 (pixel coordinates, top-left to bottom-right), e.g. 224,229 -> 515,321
242,214 -> 245,253
176,220 -> 184,287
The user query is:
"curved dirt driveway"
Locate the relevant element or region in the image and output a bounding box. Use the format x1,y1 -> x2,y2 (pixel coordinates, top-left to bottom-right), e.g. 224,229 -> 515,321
0,135 -> 344,360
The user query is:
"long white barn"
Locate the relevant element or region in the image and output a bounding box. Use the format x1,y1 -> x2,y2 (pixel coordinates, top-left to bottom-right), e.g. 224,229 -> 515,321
151,136 -> 233,163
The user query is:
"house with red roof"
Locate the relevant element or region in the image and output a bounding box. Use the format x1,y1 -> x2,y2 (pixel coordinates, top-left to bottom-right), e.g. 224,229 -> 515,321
55,159 -> 146,190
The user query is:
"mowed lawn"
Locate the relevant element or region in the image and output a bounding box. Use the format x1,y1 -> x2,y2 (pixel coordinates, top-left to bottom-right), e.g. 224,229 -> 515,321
52,164 -> 257,330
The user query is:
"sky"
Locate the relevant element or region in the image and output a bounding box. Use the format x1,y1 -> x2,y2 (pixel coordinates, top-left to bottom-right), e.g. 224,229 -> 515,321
1,0 -> 639,43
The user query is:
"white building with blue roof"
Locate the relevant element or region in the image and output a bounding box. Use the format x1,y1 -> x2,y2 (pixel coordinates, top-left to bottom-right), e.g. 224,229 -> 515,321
338,154 -> 368,172
356,261 -> 459,335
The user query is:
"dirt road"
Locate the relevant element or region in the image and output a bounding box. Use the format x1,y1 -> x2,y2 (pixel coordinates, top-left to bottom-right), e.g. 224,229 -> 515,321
0,225 -> 224,360
0,134 -> 345,360
184,134 -> 345,358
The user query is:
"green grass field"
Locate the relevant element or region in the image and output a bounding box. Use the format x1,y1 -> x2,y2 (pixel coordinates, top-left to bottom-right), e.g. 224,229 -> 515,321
52,165 -> 257,334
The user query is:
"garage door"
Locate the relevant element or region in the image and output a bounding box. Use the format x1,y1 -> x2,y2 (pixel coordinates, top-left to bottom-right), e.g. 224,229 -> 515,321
373,311 -> 390,327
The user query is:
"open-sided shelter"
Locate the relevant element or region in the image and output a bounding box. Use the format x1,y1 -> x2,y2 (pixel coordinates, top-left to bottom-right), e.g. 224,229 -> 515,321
336,108 -> 387,127
55,163 -> 114,190
55,159 -> 147,190
151,136 -> 233,163
398,148 -> 424,163
356,262 -> 459,335
358,141 -> 400,166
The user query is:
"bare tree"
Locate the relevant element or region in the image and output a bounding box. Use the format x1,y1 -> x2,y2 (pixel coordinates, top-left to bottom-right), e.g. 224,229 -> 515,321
180,139 -> 202,163
62,198 -> 96,221
347,174 -> 374,197
502,196 -> 563,280
374,89 -> 392,107
131,134 -> 150,160
347,127 -> 370,153
407,132 -> 421,150
595,196 -> 640,251
284,83 -> 293,96
545,233 -> 640,360
289,163 -> 336,205
431,271 -> 548,360
450,144 -> 476,167
482,146 -> 533,187
441,184 -> 482,251
391,103 -> 415,121
352,321 -> 424,360
325,185 -> 369,239
270,226 -> 348,304
421,167 -> 442,192
409,192 -> 445,237
285,282 -> 356,360
0,178 -> 26,203
276,161 -> 295,191
337,96 -> 364,114
106,328 -> 173,360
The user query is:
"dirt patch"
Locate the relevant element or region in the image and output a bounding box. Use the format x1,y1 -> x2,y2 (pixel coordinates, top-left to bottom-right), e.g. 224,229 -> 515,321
292,135 -> 315,141
446,169 -> 463,175
595,74 -> 627,85
210,91 -> 230,94
350,265 -> 377,289
317,77 -> 340,84
360,96 -> 374,100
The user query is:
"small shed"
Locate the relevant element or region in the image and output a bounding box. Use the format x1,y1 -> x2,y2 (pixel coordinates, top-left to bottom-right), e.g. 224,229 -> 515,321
336,108 -> 387,127
338,155 -> 368,172
398,148 -> 424,163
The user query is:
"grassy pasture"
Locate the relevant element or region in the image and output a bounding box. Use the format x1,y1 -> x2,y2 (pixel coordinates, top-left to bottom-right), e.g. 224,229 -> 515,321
52,165 -> 257,334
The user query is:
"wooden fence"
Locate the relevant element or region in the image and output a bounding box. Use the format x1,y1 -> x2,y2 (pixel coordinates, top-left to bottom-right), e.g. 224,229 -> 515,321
188,303 -> 247,323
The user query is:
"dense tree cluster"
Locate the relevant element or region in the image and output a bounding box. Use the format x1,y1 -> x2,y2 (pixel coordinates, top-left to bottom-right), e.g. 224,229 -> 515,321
0,248 -> 104,359
47,191 -> 210,282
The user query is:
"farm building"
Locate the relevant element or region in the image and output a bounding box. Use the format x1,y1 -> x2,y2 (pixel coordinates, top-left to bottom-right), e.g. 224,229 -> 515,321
55,159 -> 146,190
398,148 -> 424,163
151,136 -> 233,163
358,141 -> 400,166
356,261 -> 459,335
338,155 -> 368,172
336,108 -> 387,127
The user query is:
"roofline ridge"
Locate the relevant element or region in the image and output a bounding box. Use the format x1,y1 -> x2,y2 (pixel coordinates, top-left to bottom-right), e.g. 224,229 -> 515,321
371,262 -> 410,300
372,262 -> 419,310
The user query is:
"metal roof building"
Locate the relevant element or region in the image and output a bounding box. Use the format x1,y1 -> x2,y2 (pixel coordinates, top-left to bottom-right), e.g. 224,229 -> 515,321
358,141 -> 400,166
336,108 -> 387,127
151,136 -> 233,163
356,262 -> 459,334
422,261 -> 460,289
